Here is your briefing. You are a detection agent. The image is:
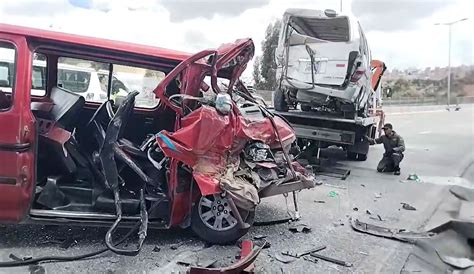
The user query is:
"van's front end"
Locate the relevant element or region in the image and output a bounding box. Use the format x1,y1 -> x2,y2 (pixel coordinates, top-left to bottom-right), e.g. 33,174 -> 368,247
275,9 -> 372,116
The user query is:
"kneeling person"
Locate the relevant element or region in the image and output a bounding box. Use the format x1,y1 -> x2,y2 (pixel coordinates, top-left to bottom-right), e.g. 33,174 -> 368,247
366,123 -> 405,175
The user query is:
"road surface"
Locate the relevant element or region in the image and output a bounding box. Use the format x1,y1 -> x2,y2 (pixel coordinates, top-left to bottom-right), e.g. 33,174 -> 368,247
0,105 -> 473,273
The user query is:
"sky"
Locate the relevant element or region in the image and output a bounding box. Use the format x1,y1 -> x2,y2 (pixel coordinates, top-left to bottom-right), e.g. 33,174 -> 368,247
0,0 -> 472,80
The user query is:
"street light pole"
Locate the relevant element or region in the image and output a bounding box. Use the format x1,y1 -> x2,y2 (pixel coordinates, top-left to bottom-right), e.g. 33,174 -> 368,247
434,18 -> 467,110
447,24 -> 451,109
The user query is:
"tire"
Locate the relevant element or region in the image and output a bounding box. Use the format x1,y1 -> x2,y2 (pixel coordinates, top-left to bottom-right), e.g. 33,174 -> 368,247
191,194 -> 255,244
273,89 -> 289,112
357,153 -> 367,161
301,105 -> 312,112
347,152 -> 358,160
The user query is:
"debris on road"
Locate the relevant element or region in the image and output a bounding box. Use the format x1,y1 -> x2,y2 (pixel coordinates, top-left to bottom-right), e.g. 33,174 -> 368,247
274,253 -> 297,264
328,191 -> 339,198
350,218 -> 435,243
253,235 -> 267,240
309,252 -> 353,267
282,245 -> 326,258
303,256 -> 319,264
369,214 -> 384,221
359,251 -> 369,256
366,209 -> 372,215
189,240 -> 265,273
152,246 -> 161,252
289,223 -> 311,233
360,184 -> 366,187
314,200 -> 326,203
324,183 -> 347,190
333,220 -> 345,227
401,202 -> 417,211
407,174 -> 421,182
353,207 -> 359,211
374,193 -> 382,199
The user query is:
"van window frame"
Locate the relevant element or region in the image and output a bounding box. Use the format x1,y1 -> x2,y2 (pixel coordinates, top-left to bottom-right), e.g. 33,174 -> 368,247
34,45 -> 172,110
0,40 -> 18,113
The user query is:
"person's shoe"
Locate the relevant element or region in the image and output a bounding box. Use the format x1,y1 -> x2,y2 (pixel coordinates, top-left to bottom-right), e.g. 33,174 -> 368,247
394,169 -> 401,175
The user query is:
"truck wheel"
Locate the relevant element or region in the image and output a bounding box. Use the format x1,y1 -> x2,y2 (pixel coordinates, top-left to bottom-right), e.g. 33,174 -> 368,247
273,89 -> 289,112
357,153 -> 367,161
347,152 -> 358,160
191,194 -> 255,244
301,105 -> 312,112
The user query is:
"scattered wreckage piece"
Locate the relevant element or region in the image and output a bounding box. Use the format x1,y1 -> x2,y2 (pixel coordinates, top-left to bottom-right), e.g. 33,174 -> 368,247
350,218 -> 435,243
303,256 -> 318,264
401,202 -> 417,211
288,223 -> 311,233
188,240 -> 265,274
281,245 -> 326,258
309,252 -> 353,267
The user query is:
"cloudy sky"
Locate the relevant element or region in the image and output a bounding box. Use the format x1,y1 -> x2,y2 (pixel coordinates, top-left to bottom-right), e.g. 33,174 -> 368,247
0,0 -> 472,79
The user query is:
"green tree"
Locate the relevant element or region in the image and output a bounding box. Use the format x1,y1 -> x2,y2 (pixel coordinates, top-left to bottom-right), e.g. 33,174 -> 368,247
253,20 -> 281,90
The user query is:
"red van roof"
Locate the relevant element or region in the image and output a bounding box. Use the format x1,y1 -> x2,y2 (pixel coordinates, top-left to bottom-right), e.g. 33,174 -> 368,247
0,23 -> 191,62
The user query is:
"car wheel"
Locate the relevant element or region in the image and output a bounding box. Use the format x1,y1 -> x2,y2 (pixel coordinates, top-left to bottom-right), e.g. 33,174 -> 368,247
347,152 -> 358,160
301,105 -> 312,112
273,89 -> 289,112
191,194 -> 255,244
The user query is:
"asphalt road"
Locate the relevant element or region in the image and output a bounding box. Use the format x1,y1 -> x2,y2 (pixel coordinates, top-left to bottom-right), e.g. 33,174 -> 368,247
1,105 -> 473,273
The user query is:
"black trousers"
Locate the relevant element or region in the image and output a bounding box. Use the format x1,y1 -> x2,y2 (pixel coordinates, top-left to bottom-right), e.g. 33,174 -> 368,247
377,152 -> 404,172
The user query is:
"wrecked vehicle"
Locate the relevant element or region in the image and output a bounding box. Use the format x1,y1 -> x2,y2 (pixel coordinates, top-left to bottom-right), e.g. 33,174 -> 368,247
274,9 -> 373,117
0,24 -> 316,250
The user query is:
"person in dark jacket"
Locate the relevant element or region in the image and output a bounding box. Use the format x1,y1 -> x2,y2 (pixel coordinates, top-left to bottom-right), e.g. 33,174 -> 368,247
365,123 -> 405,175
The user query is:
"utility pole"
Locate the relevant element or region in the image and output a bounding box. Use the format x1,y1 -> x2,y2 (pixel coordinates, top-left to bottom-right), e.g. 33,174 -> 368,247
434,18 -> 468,110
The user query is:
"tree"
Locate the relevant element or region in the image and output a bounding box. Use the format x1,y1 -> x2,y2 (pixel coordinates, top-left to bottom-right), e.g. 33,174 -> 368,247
253,20 -> 281,90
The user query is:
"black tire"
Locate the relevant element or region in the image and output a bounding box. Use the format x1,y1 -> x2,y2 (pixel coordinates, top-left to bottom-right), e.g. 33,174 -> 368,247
191,194 -> 255,244
357,153 -> 367,161
273,89 -> 289,112
301,105 -> 312,112
347,152 -> 358,160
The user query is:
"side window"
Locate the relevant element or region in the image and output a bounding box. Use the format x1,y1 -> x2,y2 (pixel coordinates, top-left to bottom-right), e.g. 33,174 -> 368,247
57,57 -> 109,102
0,42 -> 15,110
31,53 -> 46,96
112,64 -> 165,108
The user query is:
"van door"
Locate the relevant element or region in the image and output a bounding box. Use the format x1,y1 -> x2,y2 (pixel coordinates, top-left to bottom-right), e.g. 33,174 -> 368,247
285,16 -> 356,86
0,34 -> 36,222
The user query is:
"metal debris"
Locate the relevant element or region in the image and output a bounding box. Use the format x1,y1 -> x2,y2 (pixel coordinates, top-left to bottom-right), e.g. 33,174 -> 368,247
401,202 -> 417,211
274,253 -> 297,264
289,223 -> 311,233
253,235 -> 267,240
350,217 -> 435,243
310,252 -> 353,267
303,256 -> 318,264
282,245 -> 326,258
